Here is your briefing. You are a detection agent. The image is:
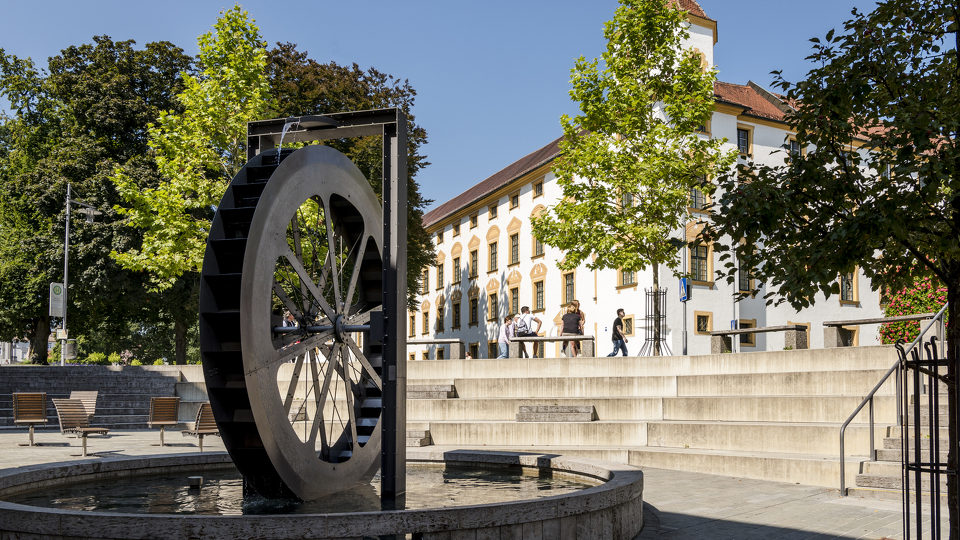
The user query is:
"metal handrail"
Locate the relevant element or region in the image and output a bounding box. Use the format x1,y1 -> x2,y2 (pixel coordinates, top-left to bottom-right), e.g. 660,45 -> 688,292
839,303 -> 948,496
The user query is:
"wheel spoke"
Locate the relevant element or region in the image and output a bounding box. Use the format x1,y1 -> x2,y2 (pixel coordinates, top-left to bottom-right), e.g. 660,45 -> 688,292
308,346 -> 333,451
324,207 -> 343,312
344,335 -> 382,391
343,235 -> 368,312
338,345 -> 360,451
281,247 -> 337,321
263,331 -> 335,374
282,354 -> 306,415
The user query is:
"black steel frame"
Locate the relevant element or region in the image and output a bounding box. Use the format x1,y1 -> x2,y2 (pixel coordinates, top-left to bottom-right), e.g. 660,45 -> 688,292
640,287 -> 671,356
246,109 -> 408,509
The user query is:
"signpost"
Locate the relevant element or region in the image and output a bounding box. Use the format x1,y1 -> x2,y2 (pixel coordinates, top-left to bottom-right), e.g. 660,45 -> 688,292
49,283 -> 65,318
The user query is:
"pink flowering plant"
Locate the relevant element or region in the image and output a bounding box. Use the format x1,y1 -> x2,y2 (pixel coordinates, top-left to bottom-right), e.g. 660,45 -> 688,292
880,276 -> 948,344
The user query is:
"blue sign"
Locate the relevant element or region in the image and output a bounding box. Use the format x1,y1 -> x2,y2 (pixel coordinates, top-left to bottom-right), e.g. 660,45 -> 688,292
679,278 -> 689,302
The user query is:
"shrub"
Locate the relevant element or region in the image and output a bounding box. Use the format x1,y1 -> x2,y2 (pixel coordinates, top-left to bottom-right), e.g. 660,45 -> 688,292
108,352 -> 122,365
130,359 -> 143,366
880,275 -> 948,344
153,359 -> 165,366
84,352 -> 109,365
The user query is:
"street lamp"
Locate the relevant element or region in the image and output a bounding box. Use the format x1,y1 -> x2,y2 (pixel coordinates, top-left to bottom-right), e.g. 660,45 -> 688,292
60,183 -> 102,366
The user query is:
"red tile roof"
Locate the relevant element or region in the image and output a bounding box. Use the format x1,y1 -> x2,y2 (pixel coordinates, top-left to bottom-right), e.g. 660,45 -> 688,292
714,81 -> 788,122
669,0 -> 712,21
422,135 -> 564,228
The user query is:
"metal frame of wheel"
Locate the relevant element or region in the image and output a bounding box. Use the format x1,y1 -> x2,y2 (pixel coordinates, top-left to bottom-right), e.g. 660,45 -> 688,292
199,110 -> 408,502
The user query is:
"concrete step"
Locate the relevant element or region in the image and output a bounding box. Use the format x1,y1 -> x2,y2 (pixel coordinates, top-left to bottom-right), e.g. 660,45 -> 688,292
426,420 -> 646,446
846,486 -> 948,502
409,391 -> 456,399
890,426 -> 949,439
677,370 -> 896,397
407,346 -> 898,380
408,397 -> 662,422
516,405 -> 596,422
856,473 -> 947,492
646,420 -> 887,455
662,396 -> 896,424
884,435 -> 951,452
876,448 -> 949,462
445,376 -> 677,398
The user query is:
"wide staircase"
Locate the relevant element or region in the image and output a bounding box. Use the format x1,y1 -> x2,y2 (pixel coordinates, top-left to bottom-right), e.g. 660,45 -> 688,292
0,365 -> 206,430
404,346 -> 901,490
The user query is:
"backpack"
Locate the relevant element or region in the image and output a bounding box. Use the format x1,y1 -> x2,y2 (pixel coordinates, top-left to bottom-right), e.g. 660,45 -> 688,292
515,316 -> 529,335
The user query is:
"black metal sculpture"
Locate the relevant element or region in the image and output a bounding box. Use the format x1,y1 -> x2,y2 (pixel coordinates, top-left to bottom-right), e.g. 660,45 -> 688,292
199,110 -> 407,505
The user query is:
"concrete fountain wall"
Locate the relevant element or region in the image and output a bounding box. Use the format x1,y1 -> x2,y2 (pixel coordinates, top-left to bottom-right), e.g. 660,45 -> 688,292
0,448 -> 643,540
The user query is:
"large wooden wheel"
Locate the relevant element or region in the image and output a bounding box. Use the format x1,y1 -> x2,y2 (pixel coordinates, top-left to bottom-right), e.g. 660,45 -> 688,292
199,145 -> 383,500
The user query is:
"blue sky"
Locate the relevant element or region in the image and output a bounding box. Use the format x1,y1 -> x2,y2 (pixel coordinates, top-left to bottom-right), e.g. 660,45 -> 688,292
0,0 -> 878,211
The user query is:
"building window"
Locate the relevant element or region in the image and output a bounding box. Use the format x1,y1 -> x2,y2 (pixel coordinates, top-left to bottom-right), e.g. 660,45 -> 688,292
470,250 -> 479,278
510,234 -> 519,265
469,342 -> 479,359
453,257 -> 461,284
511,287 -> 519,315
510,192 -> 520,209
621,192 -> 634,208
435,230 -> 442,244
534,280 -> 544,312
489,294 -> 499,320
621,270 -> 636,287
436,306 -> 444,333
453,223 -> 460,236
437,263 -> 444,289
533,181 -> 543,198
409,352 -> 416,363
470,214 -> 478,228
533,237 -> 544,258
422,351 -> 429,361
422,312 -> 429,335
488,342 -> 498,359
489,203 -> 498,219
623,316 -> 634,336
453,302 -> 461,329
437,348 -> 445,360
738,265 -> 751,293
689,187 -> 707,210
739,319 -> 756,346
421,269 -> 429,295
563,272 -> 575,305
470,298 -> 479,325
691,245 -> 709,283
409,315 -> 415,337
694,311 -> 712,335
841,271 -> 858,304
488,242 -> 498,272
789,139 -> 801,159
737,128 -> 750,155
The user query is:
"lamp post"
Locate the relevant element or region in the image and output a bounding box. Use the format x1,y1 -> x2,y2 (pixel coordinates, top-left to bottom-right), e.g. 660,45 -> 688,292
60,183 -> 102,366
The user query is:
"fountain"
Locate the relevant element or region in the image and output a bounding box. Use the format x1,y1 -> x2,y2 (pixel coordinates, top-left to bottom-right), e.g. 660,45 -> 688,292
0,110 -> 643,539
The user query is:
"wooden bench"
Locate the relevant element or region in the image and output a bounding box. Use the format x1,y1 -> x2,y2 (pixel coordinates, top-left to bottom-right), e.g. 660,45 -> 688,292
823,313 -> 935,348
13,392 -> 47,447
182,402 -> 219,451
406,338 -> 465,359
511,335 -> 596,358
69,391 -> 98,424
149,396 -> 181,446
51,398 -> 110,457
710,325 -> 808,353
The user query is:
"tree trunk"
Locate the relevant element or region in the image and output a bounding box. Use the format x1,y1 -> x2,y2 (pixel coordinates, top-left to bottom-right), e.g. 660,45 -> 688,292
29,315 -> 51,365
174,317 -> 187,365
946,288 -> 959,540
652,260 -> 661,356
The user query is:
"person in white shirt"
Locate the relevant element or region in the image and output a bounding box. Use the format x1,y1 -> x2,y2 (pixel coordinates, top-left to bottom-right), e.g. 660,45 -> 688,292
497,315 -> 513,359
515,306 -> 543,358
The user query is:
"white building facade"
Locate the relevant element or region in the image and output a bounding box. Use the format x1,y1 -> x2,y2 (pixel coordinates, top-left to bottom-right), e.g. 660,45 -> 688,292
408,2 -> 882,360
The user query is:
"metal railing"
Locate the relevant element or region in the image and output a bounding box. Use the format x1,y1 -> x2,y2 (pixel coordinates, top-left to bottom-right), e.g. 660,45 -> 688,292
839,303 -> 948,496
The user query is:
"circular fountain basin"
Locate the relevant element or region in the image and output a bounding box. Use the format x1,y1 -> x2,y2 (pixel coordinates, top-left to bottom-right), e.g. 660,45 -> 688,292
0,448 -> 643,539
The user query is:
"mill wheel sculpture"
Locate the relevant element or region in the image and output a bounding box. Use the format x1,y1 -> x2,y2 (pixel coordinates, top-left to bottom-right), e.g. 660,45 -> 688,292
199,145 -> 384,500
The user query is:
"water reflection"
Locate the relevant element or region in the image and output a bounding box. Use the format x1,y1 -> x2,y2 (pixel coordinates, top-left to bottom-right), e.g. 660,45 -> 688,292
6,465 -> 599,515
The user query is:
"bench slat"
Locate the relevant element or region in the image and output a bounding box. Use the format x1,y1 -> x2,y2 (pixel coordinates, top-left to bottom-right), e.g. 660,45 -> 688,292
13,393 -> 47,424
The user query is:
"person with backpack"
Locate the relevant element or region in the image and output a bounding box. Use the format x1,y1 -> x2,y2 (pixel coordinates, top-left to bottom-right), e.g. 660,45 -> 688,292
515,306 -> 542,358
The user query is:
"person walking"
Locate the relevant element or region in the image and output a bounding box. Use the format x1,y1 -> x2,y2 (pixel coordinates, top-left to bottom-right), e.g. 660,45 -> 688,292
515,306 -> 542,358
561,305 -> 582,357
608,308 -> 629,357
497,315 -> 514,359
571,299 -> 585,356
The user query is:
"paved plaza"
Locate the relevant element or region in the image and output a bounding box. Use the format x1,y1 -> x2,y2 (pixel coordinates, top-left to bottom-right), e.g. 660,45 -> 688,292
0,430 -> 946,539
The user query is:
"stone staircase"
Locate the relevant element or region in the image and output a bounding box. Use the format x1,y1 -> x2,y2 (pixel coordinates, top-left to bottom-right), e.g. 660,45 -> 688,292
848,390 -> 952,501
0,365 -> 204,430
403,346 -> 901,489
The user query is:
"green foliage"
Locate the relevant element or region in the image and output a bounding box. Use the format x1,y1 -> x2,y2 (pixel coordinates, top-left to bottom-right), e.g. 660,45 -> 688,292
265,43 -> 433,307
534,0 -> 735,279
880,275 -> 948,344
707,0 -> 959,317
112,6 -> 271,290
107,352 -> 121,365
83,352 -> 109,365
130,359 -> 143,366
153,358 -> 165,366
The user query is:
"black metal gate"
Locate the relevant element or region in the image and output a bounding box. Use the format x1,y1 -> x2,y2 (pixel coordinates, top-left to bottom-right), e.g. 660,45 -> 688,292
897,335 -> 956,539
640,287 -> 671,356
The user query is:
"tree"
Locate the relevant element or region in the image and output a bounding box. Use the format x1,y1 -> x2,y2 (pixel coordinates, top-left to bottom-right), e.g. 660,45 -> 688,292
111,6 -> 270,363
265,43 -> 433,307
0,37 -> 192,363
532,0 -> 734,354
703,0 -> 959,533
112,6 -> 272,290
